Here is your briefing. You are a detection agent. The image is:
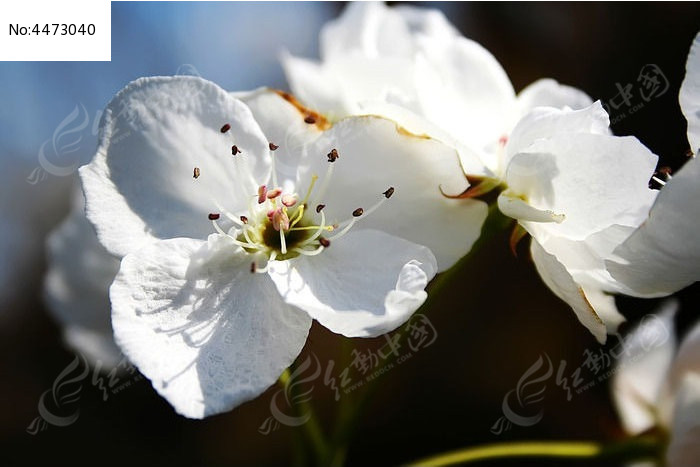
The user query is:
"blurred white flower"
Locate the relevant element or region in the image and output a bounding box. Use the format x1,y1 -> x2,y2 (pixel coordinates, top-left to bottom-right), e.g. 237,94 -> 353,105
79,76 -> 483,418
613,300 -> 700,466
44,186 -> 122,368
282,1 -> 593,175
606,33 -> 700,297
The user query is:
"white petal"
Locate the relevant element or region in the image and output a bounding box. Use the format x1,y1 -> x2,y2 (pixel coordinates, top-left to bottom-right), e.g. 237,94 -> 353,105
394,5 -> 460,41
238,88 -> 329,186
612,301 -> 678,434
296,116 -> 488,271
680,33 -> 700,154
44,193 -> 122,367
530,240 -> 606,343
319,2 -> 413,60
507,133 -> 658,241
505,102 -> 610,164
44,191 -> 122,368
111,235 -> 311,418
280,52 -> 351,120
607,156 -> 700,296
268,229 -> 437,338
516,78 -> 593,120
80,76 -> 271,257
668,372 -> 700,466
413,35 -> 515,152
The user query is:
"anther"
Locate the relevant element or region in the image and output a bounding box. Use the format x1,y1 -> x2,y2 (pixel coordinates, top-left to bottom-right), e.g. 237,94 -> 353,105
267,188 -> 283,200
319,237 -> 331,248
269,142 -> 279,151
232,145 -> 241,155
193,167 -> 200,179
258,185 -> 267,204
304,115 -> 316,124
240,215 -> 248,224
282,195 -> 297,207
220,123 -> 231,133
316,204 -> 326,213
352,208 -> 364,217
327,148 -> 339,162
250,262 -> 256,273
208,213 -> 220,220
383,187 -> 395,199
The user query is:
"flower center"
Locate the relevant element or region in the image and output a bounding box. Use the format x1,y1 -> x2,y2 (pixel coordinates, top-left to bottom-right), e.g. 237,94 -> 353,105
203,123 -> 394,273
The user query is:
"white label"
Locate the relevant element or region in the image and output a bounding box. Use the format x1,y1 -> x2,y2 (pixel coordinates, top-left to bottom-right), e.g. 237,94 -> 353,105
0,0 -> 110,61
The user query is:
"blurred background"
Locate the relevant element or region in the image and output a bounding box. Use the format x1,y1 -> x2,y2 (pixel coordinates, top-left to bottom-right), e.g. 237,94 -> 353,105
1,2 -> 699,465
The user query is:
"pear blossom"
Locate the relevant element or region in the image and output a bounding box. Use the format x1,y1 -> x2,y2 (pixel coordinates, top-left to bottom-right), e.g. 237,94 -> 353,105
605,33 -> 700,296
79,76 -> 486,418
44,186 -> 122,367
613,300 -> 700,466
282,1 -> 594,175
498,102 -> 659,343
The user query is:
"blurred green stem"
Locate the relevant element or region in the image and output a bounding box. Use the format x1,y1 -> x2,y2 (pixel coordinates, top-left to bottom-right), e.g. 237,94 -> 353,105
406,436 -> 664,466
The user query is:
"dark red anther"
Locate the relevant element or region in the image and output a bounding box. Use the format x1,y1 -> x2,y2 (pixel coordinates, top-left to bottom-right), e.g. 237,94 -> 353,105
269,142 -> 279,151
319,237 -> 331,248
383,187 -> 395,199
250,262 -> 256,273
193,167 -> 200,179
240,216 -> 248,224
327,148 -> 339,162
352,208 -> 364,217
316,204 -> 326,213
208,213 -> 220,220
231,145 -> 241,155
304,115 -> 316,124
220,123 -> 231,133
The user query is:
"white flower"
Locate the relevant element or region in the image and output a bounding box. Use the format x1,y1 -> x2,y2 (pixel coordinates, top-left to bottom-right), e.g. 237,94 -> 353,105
282,1 -> 593,175
283,1 -> 656,343
44,186 -> 122,368
613,300 -> 700,466
605,33 -> 700,296
79,76 -> 485,418
499,102 -> 658,343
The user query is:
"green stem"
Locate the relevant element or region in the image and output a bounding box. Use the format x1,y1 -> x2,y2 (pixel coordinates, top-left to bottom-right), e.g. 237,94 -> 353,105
406,436 -> 664,467
280,367 -> 330,465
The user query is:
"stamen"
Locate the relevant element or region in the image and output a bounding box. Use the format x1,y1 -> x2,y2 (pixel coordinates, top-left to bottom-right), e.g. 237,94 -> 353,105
383,187 -> 395,199
258,185 -> 267,204
327,148 -> 339,162
316,204 -> 325,213
231,145 -> 241,156
312,161 -> 336,205
282,195 -> 297,207
319,237 -> 330,248
352,208 -> 364,217
240,216 -> 248,224
250,262 -> 256,273
269,142 -> 279,151
279,227 -> 287,255
267,188 -> 283,199
208,213 -> 221,220
220,123 -> 231,133
301,175 -> 319,206
304,115 -> 316,124
211,219 -> 226,235
193,167 -> 200,179
294,245 -> 325,256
